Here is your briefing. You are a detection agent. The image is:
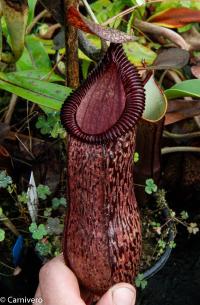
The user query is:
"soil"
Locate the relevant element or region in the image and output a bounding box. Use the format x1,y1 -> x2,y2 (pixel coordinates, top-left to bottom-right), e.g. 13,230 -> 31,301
137,187 -> 200,305
137,230 -> 200,305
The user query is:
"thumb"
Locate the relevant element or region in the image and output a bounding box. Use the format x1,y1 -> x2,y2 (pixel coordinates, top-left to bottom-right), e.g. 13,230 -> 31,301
96,283 -> 136,305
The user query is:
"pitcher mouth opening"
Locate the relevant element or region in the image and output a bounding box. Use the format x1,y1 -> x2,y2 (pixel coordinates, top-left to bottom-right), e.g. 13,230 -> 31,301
61,44 -> 145,144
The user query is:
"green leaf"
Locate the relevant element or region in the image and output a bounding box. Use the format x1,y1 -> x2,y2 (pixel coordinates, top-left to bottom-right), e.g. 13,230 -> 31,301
16,36 -> 55,71
158,239 -> 166,249
28,0 -> 38,25
5,73 -> 69,102
180,210 -> 189,220
154,0 -> 189,13
165,80 -> 200,99
32,230 -> 43,240
133,152 -> 139,163
30,222 -> 48,240
38,224 -> 48,236
46,217 -> 63,235
29,222 -> 37,233
0,228 -> 5,242
81,60 -> 91,80
44,208 -> 52,217
17,35 -> 51,71
37,185 -> 51,200
0,72 -> 71,110
18,191 -> 28,204
16,46 -> 33,70
36,113 -> 66,138
178,23 -> 192,33
11,70 -> 64,83
135,273 -> 148,289
123,42 -> 157,65
145,178 -> 157,194
52,197 -> 67,209
169,241 -> 176,249
36,240 -> 52,256
187,222 -> 199,234
0,171 -> 12,188
36,115 -> 53,135
50,121 -> 66,138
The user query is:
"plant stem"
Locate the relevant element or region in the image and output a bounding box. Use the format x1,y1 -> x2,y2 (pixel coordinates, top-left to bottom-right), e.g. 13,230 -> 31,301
162,146 -> 200,155
26,9 -> 49,34
0,261 -> 15,270
4,94 -> 18,124
0,212 -> 19,236
81,0 -> 99,23
15,134 -> 35,160
64,0 -> 80,88
163,130 -> 200,139
134,19 -> 190,50
42,53 -> 65,81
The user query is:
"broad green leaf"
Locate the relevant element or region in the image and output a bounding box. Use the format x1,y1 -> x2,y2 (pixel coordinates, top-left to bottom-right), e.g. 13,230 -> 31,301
123,42 -> 157,65
25,35 -> 51,69
5,73 -> 68,100
0,72 -> 71,110
81,60 -> 91,79
17,36 -> 54,71
1,16 -> 8,37
16,46 -> 33,70
17,35 -> 51,71
10,70 -> 64,83
38,38 -> 55,55
28,0 -> 38,24
165,80 -> 200,99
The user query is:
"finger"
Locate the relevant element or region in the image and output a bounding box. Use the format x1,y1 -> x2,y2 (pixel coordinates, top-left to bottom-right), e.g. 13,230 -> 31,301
35,286 -> 41,298
96,283 -> 136,305
38,254 -> 85,305
34,286 -> 44,304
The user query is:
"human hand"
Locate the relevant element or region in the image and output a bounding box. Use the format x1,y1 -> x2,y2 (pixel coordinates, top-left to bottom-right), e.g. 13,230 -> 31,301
35,254 -> 136,305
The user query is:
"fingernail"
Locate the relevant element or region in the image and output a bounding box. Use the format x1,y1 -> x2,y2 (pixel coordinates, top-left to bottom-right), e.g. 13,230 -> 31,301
112,287 -> 136,305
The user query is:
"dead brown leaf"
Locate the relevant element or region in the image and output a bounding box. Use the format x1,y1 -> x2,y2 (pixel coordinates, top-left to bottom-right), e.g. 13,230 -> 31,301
191,66 -> 200,79
152,48 -> 189,70
165,99 -> 200,125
